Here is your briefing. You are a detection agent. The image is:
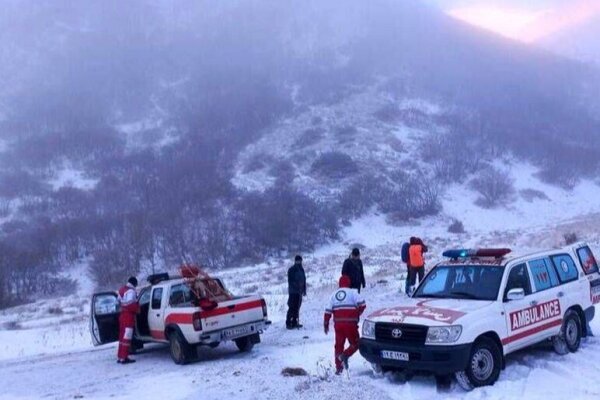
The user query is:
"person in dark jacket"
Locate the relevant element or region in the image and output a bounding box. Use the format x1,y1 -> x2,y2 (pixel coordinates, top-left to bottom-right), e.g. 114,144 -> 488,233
286,255 -> 307,329
341,248 -> 366,293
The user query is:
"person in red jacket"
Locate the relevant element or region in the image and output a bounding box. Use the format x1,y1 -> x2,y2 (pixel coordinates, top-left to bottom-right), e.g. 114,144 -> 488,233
324,275 -> 367,374
117,276 -> 140,364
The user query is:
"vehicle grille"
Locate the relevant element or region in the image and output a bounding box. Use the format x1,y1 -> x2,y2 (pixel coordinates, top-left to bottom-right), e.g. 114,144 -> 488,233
375,323 -> 428,345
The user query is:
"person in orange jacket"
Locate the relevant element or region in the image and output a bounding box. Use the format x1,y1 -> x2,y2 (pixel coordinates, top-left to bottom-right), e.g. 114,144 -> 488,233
407,237 -> 428,295
324,275 -> 367,374
117,276 -> 140,364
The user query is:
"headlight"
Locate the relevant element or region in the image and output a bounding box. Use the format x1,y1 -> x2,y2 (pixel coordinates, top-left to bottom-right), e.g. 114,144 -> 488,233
362,320 -> 376,339
426,325 -> 462,344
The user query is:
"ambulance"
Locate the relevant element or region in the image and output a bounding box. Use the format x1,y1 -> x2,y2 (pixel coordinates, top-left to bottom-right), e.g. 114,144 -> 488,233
359,243 -> 600,390
90,267 -> 271,364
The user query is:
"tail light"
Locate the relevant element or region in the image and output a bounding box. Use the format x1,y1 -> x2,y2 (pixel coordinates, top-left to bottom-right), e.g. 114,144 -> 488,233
261,299 -> 268,318
193,312 -> 202,331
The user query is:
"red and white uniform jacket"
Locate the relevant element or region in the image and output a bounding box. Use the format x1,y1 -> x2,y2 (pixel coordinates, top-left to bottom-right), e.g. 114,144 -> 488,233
118,283 -> 140,324
324,287 -> 366,326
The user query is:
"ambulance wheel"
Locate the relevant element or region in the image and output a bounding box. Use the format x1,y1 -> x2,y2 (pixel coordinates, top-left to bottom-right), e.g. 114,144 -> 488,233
371,363 -> 393,375
169,330 -> 194,365
455,337 -> 501,391
235,336 -> 255,352
553,310 -> 581,355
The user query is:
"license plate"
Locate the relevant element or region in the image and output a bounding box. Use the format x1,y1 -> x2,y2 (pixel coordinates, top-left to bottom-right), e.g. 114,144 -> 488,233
223,325 -> 251,339
381,350 -> 409,361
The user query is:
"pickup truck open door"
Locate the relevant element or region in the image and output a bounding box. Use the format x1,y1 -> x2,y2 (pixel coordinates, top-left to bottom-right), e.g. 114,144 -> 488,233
90,292 -> 120,346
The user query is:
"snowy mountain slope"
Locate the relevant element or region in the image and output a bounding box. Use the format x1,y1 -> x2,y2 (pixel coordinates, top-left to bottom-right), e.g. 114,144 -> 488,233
232,86 -> 446,199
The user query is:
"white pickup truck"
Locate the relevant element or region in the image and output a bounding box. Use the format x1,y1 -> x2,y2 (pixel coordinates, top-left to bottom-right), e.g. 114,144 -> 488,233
360,243 -> 600,390
90,272 -> 271,364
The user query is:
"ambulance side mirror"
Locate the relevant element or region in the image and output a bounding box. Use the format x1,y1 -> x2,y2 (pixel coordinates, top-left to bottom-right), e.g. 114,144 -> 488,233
506,288 -> 525,301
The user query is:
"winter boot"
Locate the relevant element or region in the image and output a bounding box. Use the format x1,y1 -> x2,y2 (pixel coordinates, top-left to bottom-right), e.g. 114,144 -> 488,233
338,354 -> 349,370
117,358 -> 136,364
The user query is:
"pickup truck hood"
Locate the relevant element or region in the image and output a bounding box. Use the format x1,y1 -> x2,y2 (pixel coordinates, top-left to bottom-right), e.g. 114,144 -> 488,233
367,297 -> 495,326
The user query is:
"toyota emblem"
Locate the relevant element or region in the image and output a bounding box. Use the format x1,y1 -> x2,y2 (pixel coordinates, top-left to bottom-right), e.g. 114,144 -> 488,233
391,328 -> 403,338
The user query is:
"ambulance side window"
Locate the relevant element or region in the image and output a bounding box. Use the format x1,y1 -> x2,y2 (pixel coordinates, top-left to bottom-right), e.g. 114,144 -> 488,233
550,254 -> 578,284
528,258 -> 559,292
504,263 -> 532,300
577,247 -> 599,275
151,288 -> 163,310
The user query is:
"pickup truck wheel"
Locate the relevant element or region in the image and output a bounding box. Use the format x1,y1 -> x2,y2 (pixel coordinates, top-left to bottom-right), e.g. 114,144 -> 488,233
455,337 -> 502,391
235,336 -> 255,352
553,310 -> 581,355
169,331 -> 194,365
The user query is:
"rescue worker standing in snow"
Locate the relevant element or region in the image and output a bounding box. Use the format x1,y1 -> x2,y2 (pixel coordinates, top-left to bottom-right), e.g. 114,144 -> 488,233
402,238 -> 414,294
407,237 -> 428,295
117,276 -> 140,364
324,275 -> 366,374
341,248 -> 366,293
286,255 -> 307,329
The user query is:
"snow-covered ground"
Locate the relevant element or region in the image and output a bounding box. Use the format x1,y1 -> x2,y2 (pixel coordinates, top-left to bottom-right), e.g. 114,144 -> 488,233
0,280 -> 599,400
1,212 -> 600,399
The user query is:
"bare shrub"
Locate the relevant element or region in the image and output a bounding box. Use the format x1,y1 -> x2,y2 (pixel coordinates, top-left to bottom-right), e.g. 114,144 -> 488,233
244,284 -> 259,294
374,104 -> 401,123
294,128 -> 324,149
2,321 -> 22,330
385,136 -> 404,153
420,132 -> 483,183
311,152 -> 358,180
520,188 -> 550,202
563,232 -> 578,245
282,367 -> 308,377
48,306 -> 64,315
338,175 -> 379,218
470,167 -> 515,208
243,153 -> 275,173
378,171 -> 441,221
448,219 -> 465,234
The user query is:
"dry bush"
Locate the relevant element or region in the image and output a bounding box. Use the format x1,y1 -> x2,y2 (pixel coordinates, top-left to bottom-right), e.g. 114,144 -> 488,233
282,367 -> 308,377
470,167 -> 515,208
448,219 -> 465,234
520,188 -> 550,202
563,232 -> 578,245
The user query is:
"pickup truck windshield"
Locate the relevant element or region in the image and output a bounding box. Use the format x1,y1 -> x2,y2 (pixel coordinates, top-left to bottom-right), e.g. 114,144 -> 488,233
414,264 -> 504,301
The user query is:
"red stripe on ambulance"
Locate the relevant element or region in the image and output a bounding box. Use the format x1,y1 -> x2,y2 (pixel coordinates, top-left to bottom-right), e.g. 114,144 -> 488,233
502,319 -> 562,345
510,299 -> 561,331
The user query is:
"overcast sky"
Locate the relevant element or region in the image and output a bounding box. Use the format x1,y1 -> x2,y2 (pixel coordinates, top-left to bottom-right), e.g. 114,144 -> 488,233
425,0 -> 600,42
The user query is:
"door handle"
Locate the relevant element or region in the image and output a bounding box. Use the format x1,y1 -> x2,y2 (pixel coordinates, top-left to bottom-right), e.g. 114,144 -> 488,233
156,313 -> 160,317
530,300 -> 538,306
557,292 -> 564,298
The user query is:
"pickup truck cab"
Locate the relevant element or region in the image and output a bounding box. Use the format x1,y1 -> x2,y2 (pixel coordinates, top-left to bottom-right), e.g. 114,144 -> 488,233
90,271 -> 271,364
359,243 -> 600,390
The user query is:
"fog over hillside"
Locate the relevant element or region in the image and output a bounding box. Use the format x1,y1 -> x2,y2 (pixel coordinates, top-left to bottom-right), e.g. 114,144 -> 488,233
0,0 -> 599,306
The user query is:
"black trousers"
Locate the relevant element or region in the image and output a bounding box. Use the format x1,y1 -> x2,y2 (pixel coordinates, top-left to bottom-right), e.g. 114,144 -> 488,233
286,294 -> 303,327
407,266 -> 424,293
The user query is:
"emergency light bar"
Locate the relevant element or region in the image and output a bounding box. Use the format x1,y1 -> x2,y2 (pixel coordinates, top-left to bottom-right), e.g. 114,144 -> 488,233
443,248 -> 511,260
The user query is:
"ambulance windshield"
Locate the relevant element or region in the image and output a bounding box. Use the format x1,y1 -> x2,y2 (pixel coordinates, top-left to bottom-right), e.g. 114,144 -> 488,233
414,264 -> 504,301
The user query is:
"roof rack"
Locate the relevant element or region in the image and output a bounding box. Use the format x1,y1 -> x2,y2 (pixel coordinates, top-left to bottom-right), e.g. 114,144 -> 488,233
147,272 -> 171,285
442,248 -> 511,260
